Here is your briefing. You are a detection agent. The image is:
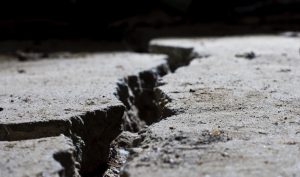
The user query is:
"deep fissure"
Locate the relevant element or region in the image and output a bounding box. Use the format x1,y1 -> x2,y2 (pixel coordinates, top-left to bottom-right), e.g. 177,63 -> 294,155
0,46 -> 196,177
103,46 -> 197,177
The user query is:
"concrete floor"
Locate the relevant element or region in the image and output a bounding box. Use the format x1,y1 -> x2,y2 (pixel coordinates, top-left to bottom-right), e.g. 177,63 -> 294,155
121,36 -> 300,177
0,35 -> 300,177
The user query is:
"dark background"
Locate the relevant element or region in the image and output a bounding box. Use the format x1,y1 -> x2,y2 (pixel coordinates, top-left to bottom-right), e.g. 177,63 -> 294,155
1,0 -> 300,52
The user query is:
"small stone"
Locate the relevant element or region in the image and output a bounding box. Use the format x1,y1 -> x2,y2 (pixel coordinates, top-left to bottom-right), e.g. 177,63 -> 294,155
210,128 -> 221,137
85,99 -> 95,105
235,51 -> 256,60
189,89 -> 195,93
285,141 -> 297,145
221,152 -> 230,157
258,131 -> 268,135
17,69 -> 26,74
279,69 -> 291,72
273,122 -> 279,126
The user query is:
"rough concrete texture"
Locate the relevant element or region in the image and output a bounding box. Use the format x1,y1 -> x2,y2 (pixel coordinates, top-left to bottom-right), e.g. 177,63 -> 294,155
0,135 -> 78,177
0,52 -> 169,174
121,36 -> 300,177
0,52 -> 167,127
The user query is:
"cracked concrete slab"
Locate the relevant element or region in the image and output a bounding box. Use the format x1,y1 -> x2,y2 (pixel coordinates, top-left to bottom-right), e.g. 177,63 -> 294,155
0,135 -> 78,177
0,52 -> 169,173
121,36 -> 300,177
0,52 -> 167,127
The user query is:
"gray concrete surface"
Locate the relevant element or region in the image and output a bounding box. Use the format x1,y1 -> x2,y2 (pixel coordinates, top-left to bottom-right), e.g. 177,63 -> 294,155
2,36 -> 300,177
0,135 -> 78,177
0,52 -> 167,127
0,52 -> 169,175
122,36 -> 300,177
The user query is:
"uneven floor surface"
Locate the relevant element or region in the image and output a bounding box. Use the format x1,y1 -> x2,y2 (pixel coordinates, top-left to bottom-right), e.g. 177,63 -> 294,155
0,52 -> 169,176
1,35 -> 300,177
120,36 -> 300,177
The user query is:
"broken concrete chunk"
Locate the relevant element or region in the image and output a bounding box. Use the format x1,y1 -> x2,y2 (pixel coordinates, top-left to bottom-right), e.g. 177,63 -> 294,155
235,51 -> 257,59
0,135 -> 79,177
149,43 -> 195,71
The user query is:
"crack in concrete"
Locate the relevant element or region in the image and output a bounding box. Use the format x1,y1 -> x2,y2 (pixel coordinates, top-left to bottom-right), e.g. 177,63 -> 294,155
0,49 -> 195,177
105,45 -> 196,177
